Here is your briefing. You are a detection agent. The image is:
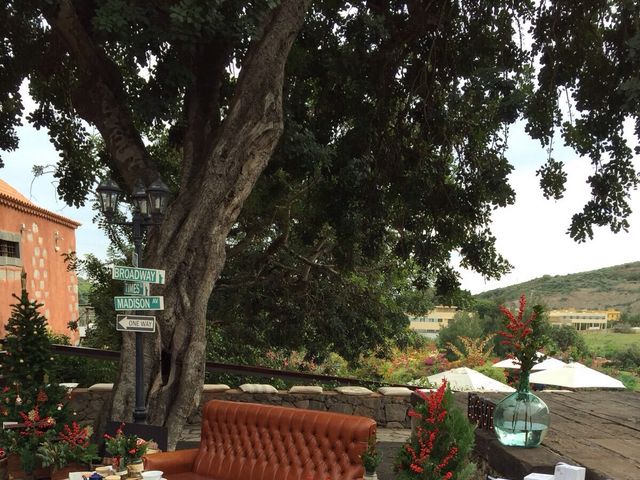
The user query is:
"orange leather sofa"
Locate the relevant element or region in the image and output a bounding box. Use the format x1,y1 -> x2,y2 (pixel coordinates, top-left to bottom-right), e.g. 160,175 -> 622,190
144,400 -> 377,480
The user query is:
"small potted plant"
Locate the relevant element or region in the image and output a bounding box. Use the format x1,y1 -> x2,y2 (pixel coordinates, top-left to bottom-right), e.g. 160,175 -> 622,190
37,422 -> 99,480
493,295 -> 551,448
361,435 -> 381,479
103,424 -> 151,478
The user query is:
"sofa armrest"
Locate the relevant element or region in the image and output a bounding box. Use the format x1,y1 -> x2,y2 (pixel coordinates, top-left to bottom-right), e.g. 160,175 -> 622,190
143,448 -> 198,474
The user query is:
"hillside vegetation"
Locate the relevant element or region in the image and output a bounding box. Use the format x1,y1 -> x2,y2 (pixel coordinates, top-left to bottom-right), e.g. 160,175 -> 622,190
475,262 -> 640,314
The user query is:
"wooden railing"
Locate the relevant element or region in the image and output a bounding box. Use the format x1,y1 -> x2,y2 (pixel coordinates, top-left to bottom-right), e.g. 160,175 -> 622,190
48,344 -> 416,389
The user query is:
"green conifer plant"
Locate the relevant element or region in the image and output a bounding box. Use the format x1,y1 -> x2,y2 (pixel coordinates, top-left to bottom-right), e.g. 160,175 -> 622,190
0,278 -> 72,473
395,380 -> 476,480
3,285 -> 53,391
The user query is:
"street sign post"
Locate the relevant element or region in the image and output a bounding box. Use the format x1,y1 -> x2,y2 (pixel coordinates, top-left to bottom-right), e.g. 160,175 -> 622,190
112,265 -> 165,284
116,314 -> 156,333
124,282 -> 149,296
114,296 -> 164,311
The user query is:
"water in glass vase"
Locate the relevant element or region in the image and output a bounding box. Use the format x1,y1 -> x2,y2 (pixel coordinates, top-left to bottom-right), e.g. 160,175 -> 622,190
493,388 -> 550,448
494,420 -> 548,447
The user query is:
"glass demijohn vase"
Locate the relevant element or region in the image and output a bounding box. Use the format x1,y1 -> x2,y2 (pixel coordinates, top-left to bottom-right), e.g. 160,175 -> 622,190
493,371 -> 550,448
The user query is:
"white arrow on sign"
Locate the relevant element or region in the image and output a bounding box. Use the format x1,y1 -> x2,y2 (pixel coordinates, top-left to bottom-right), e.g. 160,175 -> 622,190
116,314 -> 156,333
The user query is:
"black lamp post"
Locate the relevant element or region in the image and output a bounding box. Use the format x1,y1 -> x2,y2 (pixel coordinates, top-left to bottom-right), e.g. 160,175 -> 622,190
96,176 -> 170,423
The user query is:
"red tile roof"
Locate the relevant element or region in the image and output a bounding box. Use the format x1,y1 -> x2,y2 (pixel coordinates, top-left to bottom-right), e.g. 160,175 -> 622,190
0,179 -> 81,228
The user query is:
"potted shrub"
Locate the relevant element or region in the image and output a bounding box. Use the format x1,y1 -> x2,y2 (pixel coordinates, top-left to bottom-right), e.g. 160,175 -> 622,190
2,407 -> 60,480
0,291 -> 74,480
394,380 -> 476,480
37,422 -> 99,480
361,435 -> 381,479
103,424 -> 151,477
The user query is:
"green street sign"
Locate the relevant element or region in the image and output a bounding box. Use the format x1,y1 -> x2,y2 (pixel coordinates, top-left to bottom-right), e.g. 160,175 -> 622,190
112,265 -> 165,285
114,296 -> 164,311
124,282 -> 149,296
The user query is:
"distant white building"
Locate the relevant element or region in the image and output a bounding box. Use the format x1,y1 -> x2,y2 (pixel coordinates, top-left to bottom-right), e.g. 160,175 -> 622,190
548,308 -> 620,331
408,306 -> 459,338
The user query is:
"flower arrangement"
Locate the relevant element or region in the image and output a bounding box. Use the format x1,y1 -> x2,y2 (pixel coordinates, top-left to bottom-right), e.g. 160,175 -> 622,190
103,424 -> 152,469
361,435 -> 381,475
394,380 -> 476,480
37,422 -> 99,471
498,295 -> 549,389
0,388 -> 97,475
0,392 -> 63,474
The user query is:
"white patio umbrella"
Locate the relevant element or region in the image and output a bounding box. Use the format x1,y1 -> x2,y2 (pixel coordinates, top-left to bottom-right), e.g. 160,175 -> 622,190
493,353 -> 566,371
426,367 -> 515,393
529,362 -> 626,389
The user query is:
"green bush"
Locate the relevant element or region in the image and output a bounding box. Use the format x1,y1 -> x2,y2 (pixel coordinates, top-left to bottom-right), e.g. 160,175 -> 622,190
612,323 -> 634,334
437,313 -> 483,360
549,325 -> 591,359
48,334 -> 117,387
617,372 -> 638,390
612,344 -> 640,370
395,382 -> 476,479
474,364 -> 509,384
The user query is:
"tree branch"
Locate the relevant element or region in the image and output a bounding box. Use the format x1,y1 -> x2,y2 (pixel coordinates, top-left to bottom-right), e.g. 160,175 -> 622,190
44,0 -> 158,190
181,40 -> 231,189
156,0 -> 312,260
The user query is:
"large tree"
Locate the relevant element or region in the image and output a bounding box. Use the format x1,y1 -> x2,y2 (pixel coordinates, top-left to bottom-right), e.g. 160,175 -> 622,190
2,0 -> 638,447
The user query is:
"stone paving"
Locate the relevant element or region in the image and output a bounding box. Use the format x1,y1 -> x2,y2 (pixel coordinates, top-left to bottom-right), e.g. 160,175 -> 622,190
377,428 -> 411,443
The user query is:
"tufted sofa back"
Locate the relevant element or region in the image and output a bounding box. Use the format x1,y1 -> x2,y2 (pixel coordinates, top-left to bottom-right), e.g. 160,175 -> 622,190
192,400 -> 376,480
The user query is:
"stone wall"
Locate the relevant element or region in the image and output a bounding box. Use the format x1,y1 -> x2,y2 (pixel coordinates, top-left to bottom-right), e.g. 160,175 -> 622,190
69,385 -> 414,430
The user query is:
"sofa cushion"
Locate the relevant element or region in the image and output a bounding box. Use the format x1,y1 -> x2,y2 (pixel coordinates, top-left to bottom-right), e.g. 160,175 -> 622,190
193,400 -> 376,480
289,385 -> 323,394
88,383 -> 113,391
377,386 -> 413,396
202,384 -> 230,393
335,386 -> 373,396
238,383 -> 278,393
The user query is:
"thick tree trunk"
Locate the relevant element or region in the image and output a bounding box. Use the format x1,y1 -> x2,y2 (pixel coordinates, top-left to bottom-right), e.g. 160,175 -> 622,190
108,0 -> 311,448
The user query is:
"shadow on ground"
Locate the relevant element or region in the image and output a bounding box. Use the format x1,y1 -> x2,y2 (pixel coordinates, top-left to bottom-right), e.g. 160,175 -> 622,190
377,441 -> 402,479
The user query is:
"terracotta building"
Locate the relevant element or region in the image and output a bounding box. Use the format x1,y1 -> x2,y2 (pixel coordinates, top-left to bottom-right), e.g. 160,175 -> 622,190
0,179 -> 81,343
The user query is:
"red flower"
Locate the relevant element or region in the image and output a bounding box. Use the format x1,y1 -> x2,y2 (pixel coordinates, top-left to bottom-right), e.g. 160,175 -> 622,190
59,421 -> 90,448
105,422 -> 151,462
404,380 -> 452,474
498,294 -> 546,379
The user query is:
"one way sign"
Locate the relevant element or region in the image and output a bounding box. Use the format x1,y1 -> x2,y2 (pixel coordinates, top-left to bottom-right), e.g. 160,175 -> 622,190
116,314 -> 156,333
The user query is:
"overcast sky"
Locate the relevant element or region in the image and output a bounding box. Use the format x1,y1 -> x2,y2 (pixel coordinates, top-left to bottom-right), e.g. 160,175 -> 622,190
1,110 -> 638,295
457,119 -> 640,293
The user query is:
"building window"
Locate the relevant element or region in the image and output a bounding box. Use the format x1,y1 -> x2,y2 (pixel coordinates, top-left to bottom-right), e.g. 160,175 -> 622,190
0,240 -> 19,258
0,231 -> 22,267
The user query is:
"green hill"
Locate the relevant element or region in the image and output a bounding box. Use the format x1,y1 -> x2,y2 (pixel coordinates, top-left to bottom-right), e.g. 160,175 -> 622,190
475,261 -> 640,314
